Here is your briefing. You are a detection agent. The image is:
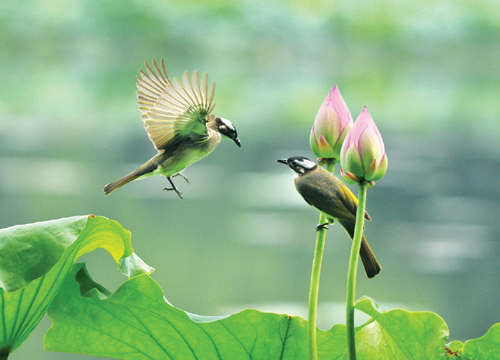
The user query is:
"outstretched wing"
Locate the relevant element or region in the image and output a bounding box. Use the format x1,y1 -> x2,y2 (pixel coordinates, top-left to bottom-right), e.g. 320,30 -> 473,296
136,59 -> 216,150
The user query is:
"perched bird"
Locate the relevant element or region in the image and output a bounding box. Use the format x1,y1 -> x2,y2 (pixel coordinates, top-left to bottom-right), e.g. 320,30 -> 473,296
277,156 -> 381,278
104,59 -> 241,199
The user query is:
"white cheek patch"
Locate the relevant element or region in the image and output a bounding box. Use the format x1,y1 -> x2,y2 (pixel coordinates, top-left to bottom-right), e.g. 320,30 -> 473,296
220,118 -> 235,131
296,159 -> 316,170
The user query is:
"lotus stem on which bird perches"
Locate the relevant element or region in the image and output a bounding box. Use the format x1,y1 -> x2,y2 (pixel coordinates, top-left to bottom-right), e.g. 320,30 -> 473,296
307,158 -> 336,360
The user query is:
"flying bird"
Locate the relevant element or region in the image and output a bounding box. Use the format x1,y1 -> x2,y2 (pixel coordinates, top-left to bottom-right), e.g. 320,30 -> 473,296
277,156 -> 381,278
104,59 -> 241,199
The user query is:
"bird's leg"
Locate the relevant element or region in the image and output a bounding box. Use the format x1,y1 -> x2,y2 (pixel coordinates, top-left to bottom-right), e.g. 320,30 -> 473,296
163,177 -> 183,200
316,222 -> 329,231
173,172 -> 190,185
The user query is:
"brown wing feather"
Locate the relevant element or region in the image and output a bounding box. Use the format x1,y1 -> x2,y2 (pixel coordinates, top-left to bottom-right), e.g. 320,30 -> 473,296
296,167 -> 370,222
136,59 -> 214,151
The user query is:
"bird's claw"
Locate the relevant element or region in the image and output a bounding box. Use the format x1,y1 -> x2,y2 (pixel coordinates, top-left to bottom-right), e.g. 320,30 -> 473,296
316,222 -> 329,231
173,172 -> 190,185
163,187 -> 183,199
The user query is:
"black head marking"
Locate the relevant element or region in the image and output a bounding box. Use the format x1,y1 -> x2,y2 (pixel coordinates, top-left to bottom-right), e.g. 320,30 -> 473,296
217,117 -> 241,147
277,156 -> 317,174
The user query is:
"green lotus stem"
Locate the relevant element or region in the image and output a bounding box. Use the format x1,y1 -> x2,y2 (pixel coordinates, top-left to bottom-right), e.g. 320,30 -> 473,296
308,159 -> 335,360
346,181 -> 368,360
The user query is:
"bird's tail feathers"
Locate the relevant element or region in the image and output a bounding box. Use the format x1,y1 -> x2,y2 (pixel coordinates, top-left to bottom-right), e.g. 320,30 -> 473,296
104,162 -> 157,195
338,220 -> 382,278
358,236 -> 381,278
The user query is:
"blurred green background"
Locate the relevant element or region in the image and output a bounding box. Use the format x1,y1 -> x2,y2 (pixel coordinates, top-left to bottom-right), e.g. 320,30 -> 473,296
2,0 -> 500,358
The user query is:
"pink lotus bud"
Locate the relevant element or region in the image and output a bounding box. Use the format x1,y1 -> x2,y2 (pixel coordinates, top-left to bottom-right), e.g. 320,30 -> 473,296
310,85 -> 353,160
340,106 -> 388,183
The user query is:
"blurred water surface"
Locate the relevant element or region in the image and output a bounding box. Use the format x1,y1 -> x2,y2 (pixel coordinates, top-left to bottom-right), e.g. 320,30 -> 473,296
1,1 -> 500,358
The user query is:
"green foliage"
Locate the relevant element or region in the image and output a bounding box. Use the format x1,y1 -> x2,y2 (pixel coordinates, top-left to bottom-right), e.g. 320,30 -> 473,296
44,264 -> 347,359
0,215 -> 150,355
461,324 -> 500,360
0,216 -> 87,293
354,297 -> 448,359
440,325 -> 500,359
43,263 -> 500,360
1,217 -> 499,359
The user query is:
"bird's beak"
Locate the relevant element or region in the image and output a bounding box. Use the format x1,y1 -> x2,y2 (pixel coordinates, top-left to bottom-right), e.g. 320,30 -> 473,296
233,137 -> 242,147
276,159 -> 288,165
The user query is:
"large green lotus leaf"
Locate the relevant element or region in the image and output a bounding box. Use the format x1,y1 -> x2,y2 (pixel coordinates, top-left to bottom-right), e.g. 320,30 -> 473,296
0,215 -> 149,355
461,323 -> 500,359
352,297 -> 449,359
45,264 -> 348,359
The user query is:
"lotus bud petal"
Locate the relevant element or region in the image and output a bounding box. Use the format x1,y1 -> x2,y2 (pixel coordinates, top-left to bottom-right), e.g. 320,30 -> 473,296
345,144 -> 364,179
367,153 -> 388,182
340,106 -> 387,183
310,85 -> 353,160
340,168 -> 359,184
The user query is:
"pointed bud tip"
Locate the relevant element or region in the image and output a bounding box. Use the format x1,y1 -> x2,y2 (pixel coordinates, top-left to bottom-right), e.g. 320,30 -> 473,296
329,84 -> 340,96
